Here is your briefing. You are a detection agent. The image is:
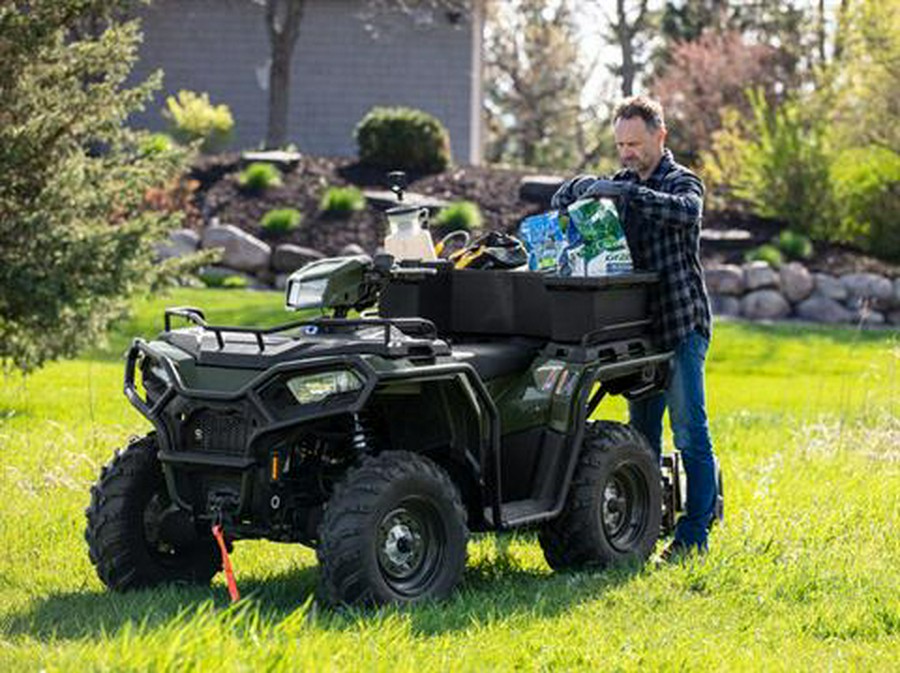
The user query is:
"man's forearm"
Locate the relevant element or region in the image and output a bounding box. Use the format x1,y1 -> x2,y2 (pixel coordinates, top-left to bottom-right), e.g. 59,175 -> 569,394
626,175 -> 704,229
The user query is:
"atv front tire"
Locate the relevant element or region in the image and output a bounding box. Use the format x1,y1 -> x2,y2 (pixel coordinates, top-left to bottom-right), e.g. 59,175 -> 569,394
317,451 -> 468,606
85,434 -> 221,591
539,421 -> 661,570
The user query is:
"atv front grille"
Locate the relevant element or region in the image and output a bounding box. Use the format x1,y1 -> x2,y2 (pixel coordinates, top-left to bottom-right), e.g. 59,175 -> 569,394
184,410 -> 249,456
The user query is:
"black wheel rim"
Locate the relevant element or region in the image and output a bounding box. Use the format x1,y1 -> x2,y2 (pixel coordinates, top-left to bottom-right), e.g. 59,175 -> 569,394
600,462 -> 650,553
376,497 -> 445,597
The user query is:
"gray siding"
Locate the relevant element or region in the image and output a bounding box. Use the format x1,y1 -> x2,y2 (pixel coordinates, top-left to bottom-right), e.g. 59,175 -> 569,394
130,0 -> 483,164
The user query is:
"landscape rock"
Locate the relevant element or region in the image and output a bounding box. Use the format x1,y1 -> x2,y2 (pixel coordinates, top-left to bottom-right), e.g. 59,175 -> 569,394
255,269 -> 276,287
887,309 -> 900,326
795,294 -> 853,324
743,261 -> 780,291
704,265 -> 744,295
518,175 -> 564,204
240,150 -> 302,170
894,279 -> 900,307
740,289 -> 791,320
197,265 -> 268,290
710,294 -> 741,317
340,243 -> 366,256
156,228 -> 200,261
272,244 -> 325,273
851,307 -> 886,326
840,272 -> 893,303
362,189 -> 449,213
779,262 -> 815,303
814,273 -> 848,301
201,223 -> 271,273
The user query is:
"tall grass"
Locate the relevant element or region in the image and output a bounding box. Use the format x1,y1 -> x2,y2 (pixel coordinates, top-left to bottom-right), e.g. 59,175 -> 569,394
1,289 -> 897,671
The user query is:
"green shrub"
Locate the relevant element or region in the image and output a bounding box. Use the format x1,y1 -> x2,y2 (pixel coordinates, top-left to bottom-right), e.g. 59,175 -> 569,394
745,244 -> 784,267
261,208 -> 302,234
831,146 -> 900,261
140,132 -> 174,155
320,186 -> 365,216
163,90 -> 234,153
355,106 -> 452,174
434,201 -> 483,234
703,90 -> 836,238
775,230 -> 813,260
199,272 -> 249,289
239,162 -> 282,191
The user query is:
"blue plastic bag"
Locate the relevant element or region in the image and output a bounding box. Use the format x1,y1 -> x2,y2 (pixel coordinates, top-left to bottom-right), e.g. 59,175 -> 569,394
518,210 -> 565,272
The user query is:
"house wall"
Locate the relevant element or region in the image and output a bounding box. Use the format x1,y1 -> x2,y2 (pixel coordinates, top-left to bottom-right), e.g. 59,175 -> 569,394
129,0 -> 483,164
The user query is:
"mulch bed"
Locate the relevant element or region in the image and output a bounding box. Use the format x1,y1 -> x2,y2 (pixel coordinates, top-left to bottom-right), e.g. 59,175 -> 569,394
187,153 -> 899,278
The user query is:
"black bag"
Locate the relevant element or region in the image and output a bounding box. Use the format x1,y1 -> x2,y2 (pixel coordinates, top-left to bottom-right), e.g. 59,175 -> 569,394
449,231 -> 528,270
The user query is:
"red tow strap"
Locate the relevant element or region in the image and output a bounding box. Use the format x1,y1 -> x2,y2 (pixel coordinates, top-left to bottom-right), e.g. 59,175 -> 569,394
212,523 -> 240,603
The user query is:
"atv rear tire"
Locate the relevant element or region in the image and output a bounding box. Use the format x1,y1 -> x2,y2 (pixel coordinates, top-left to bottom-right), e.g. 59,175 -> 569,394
85,434 -> 221,591
317,451 -> 468,606
539,421 -> 661,570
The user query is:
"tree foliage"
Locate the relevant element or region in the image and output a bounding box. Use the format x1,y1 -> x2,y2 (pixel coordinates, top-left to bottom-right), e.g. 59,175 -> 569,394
484,0 -> 591,169
702,90 -> 835,237
702,0 -> 900,259
651,30 -> 781,162
0,1 -> 196,372
600,0 -> 653,98
652,0 -> 820,88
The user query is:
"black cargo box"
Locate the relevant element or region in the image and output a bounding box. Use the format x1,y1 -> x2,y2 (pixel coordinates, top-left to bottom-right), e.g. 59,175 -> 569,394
379,263 -> 658,344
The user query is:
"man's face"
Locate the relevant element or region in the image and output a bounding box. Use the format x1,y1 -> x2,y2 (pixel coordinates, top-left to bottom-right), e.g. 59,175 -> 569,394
614,117 -> 666,178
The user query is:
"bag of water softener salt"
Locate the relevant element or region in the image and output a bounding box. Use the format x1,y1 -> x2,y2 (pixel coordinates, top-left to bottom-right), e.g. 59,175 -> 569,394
518,210 -> 566,272
562,198 -> 633,276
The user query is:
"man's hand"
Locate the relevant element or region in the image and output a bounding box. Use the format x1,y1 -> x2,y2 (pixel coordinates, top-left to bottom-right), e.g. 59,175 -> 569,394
550,174 -> 597,209
580,179 -> 631,200
551,176 -> 632,209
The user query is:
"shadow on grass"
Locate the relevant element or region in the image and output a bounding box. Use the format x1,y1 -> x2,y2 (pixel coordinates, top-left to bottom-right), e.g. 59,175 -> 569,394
4,545 -> 645,642
1,565 -> 320,641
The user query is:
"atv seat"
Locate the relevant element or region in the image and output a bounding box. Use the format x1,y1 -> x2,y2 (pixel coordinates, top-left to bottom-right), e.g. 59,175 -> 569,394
450,339 -> 541,381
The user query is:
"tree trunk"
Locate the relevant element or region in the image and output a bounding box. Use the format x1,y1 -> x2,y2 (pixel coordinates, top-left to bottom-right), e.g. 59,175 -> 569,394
833,0 -> 850,62
612,0 -> 648,99
817,0 -> 826,66
265,0 -> 306,149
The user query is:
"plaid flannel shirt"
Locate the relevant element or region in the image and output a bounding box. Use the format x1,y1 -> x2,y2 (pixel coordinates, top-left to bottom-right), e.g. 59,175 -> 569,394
612,149 -> 712,351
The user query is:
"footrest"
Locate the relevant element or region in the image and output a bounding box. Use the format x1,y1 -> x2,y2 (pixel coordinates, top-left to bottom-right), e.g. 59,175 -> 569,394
485,498 -> 554,528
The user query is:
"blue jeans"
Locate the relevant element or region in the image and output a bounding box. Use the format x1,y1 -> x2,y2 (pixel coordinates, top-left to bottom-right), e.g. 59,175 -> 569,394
629,331 -> 716,548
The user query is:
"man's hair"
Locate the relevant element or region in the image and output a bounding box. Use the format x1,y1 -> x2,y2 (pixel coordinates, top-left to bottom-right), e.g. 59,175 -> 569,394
613,96 -> 666,131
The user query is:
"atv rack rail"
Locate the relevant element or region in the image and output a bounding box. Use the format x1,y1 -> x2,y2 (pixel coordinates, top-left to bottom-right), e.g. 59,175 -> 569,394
163,306 -> 439,352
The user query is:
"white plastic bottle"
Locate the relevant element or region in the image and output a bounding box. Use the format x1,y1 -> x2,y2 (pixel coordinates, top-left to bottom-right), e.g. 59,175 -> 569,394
383,206 -> 437,261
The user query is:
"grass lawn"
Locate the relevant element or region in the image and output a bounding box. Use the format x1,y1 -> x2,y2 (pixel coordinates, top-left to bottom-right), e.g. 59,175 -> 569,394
1,288 -> 898,671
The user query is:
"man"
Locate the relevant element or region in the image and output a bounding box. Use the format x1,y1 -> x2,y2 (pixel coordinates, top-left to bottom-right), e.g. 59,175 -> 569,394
551,95 -> 716,557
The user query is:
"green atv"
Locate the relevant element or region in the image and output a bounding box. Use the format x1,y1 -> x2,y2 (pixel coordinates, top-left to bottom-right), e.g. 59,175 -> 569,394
85,250 -> 710,606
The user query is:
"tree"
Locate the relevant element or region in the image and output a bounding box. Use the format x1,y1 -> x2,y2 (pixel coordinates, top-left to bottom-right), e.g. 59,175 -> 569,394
650,30 -> 780,163
0,1 -> 194,372
264,0 -> 306,149
828,0 -> 900,153
652,1 -> 822,90
604,0 -> 653,97
483,0 -> 591,168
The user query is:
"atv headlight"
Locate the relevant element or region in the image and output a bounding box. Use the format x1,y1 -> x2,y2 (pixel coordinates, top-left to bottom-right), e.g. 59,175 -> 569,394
286,369 -> 364,405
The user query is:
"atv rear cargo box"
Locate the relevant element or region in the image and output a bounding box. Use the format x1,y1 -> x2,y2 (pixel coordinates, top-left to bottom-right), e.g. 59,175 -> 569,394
379,263 -> 657,343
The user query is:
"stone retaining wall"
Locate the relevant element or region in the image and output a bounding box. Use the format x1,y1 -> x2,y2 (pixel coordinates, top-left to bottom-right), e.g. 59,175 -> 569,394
705,261 -> 900,326
160,225 -> 900,327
